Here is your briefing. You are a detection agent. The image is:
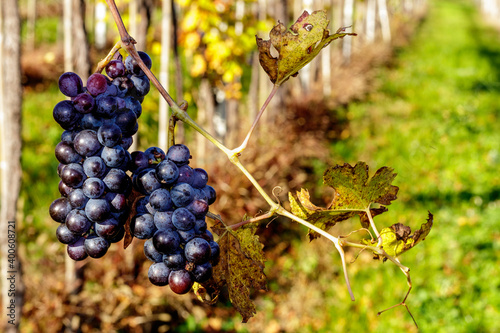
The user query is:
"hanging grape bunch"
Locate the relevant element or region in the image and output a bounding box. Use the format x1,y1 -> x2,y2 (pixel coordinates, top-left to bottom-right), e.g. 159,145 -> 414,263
129,145 -> 220,294
49,52 -> 152,260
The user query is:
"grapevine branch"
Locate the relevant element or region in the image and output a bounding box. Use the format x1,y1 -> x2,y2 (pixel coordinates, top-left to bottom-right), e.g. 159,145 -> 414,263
104,0 -> 415,318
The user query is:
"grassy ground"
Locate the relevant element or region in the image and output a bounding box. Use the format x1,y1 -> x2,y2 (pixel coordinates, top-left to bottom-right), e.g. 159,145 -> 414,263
300,0 -> 500,331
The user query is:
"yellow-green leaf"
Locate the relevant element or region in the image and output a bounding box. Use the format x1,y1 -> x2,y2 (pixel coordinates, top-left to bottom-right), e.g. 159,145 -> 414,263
256,10 -> 356,85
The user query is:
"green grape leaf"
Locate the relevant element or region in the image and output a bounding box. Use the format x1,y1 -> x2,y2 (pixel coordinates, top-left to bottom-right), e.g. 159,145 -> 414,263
256,10 -> 356,85
210,222 -> 267,323
289,162 -> 398,240
362,212 -> 434,258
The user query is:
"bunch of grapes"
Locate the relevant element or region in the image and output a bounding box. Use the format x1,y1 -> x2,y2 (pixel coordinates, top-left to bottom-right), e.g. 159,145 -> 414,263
49,52 -> 152,260
129,144 -> 220,294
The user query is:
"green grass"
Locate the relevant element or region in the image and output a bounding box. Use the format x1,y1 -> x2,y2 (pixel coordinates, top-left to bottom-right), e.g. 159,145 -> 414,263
309,0 -> 500,331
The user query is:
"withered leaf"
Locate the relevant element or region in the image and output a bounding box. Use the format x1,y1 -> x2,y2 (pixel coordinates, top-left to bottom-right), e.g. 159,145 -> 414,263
210,222 -> 267,323
124,189 -> 144,249
256,10 -> 356,85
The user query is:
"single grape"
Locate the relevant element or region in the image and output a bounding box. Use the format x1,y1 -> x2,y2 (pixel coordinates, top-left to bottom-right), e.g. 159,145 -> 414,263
177,165 -> 194,185
153,211 -> 174,231
86,73 -> 108,96
148,262 -> 171,286
73,93 -> 95,114
168,269 -> 193,294
124,96 -> 142,118
103,168 -> 128,193
194,219 -> 208,234
74,130 -> 101,157
155,160 -> 179,185
202,185 -> 217,205
60,130 -> 77,143
131,214 -> 157,239
53,100 -> 81,130
135,168 -> 161,194
55,141 -> 82,164
184,237 -> 211,264
114,109 -> 137,135
192,168 -> 209,189
60,163 -> 86,188
65,209 -> 92,235
84,234 -> 110,258
149,188 -> 172,212
101,145 -> 126,168
119,136 -> 133,150
82,177 -> 106,199
177,228 -> 196,244
172,208 -> 196,231
209,241 -> 220,265
129,151 -> 149,172
170,183 -> 195,207
153,229 -> 180,254
67,237 -> 88,261
144,147 -> 165,164
125,51 -> 152,75
130,74 -> 150,96
85,198 -> 110,222
95,94 -> 118,118
186,199 -> 209,218
68,188 -> 89,209
81,112 -> 103,130
105,59 -> 126,78
95,217 -> 120,240
144,238 -> 164,262
83,156 -> 107,178
106,192 -> 127,212
58,72 -> 83,97
163,250 -> 186,270
56,223 -> 80,244
58,180 -> 74,197
166,144 -> 191,166
192,262 -> 213,283
108,226 -> 125,243
97,123 -> 122,148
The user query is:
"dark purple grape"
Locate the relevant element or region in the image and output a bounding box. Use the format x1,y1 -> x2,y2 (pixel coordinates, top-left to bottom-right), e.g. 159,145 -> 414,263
55,141 -> 81,164
144,147 -> 165,164
135,196 -> 150,215
125,51 -> 152,75
153,229 -> 180,254
186,199 -> 209,218
73,93 -> 95,114
177,165 -> 194,185
59,72 -> 83,97
84,234 -> 110,258
203,230 -> 214,242
209,241 -> 220,265
130,74 -> 150,96
144,238 -> 163,262
85,198 -> 110,222
74,130 -> 101,157
86,73 -> 108,96
60,163 -> 86,188
148,262 -> 171,286
177,228 -> 196,244
192,168 -> 209,189
112,76 -> 134,95
166,144 -> 191,166
168,269 -> 193,294
131,214 -> 157,239
81,112 -> 103,130
192,262 -> 213,283
130,151 -> 149,171
82,177 -> 106,198
108,226 -> 125,243
96,94 -> 118,118
163,250 -> 186,270
194,219 -> 207,234
58,180 -> 74,197
83,156 -> 107,178
60,130 -> 77,143
106,192 -> 127,212
56,223 -> 80,244
124,96 -> 142,118
170,183 -> 195,207
95,217 -> 120,239
149,188 -> 172,212
102,168 -> 128,192
202,185 -> 217,205
172,208 -> 196,231
97,123 -> 122,147
68,189 -> 89,209
155,160 -> 179,185
114,109 -> 137,135
153,211 -> 174,231
67,237 -> 88,261
65,209 -> 92,235
135,168 -> 161,194
184,237 -> 211,264
101,145 -> 126,168
106,59 -> 126,78
53,100 -> 81,130
119,136 -> 133,150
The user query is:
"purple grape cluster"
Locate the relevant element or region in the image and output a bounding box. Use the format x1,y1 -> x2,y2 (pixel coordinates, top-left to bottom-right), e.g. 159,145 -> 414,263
130,144 -> 220,294
49,52 -> 152,261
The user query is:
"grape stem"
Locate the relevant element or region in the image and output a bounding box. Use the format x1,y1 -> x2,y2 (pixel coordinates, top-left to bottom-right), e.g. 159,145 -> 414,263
94,41 -> 122,74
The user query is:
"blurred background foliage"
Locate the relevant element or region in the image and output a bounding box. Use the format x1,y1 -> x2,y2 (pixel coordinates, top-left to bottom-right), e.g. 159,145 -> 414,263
11,0 -> 500,331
